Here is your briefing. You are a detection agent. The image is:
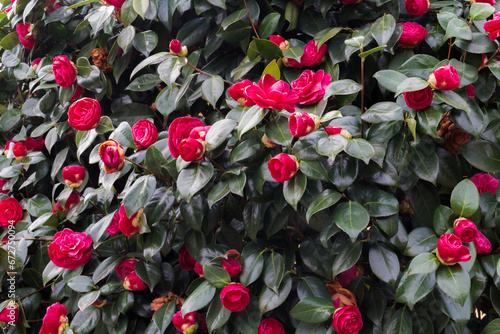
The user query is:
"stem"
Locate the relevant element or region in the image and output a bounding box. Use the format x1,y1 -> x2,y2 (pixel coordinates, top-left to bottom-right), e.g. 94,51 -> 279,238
16,86 -> 24,104
14,281 -> 56,301
289,216 -> 305,239
360,53 -> 365,138
124,157 -> 172,184
207,157 -> 227,173
243,0 -> 260,39
187,62 -> 234,85
447,38 -> 453,60
478,44 -> 500,72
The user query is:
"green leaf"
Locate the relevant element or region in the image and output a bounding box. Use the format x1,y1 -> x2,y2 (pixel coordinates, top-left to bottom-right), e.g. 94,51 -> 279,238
265,116 -> 293,146
125,73 -> 161,91
122,175 -> 156,218
135,262 -> 161,291
324,79 -> 362,98
373,70 -> 408,93
482,319 -> 500,334
450,179 -> 480,218
202,75 -> 224,107
434,90 -> 470,113
289,297 -> 335,324
398,54 -> 440,79
315,135 -> 347,161
259,13 -> 280,39
203,264 -> 231,288
133,0 -> 149,19
285,1 -> 299,32
240,243 -> 265,286
237,105 -> 266,139
331,240 -> 362,278
71,307 -> 101,334
262,59 -> 280,80
444,18 -> 472,41
315,27 -> 343,48
205,119 -> 237,151
369,241 -> 399,285
27,194 -> 52,217
153,302 -> 175,333
177,162 -> 214,202
344,138 -> 375,165
158,56 -> 187,88
283,172 -> 307,210
208,181 -> 230,208
332,201 -> 370,242
283,46 -> 304,62
206,297 -> 231,332
259,274 -> 292,314
409,141 -> 439,184
436,264 -> 470,306
456,33 -> 497,54
306,189 -> 342,223
395,77 -> 429,97
254,38 -> 283,60
42,261 -> 64,285
404,227 -> 438,257
110,122 -> 136,148
0,32 -> 19,50
68,276 -> 95,292
385,307 -> 413,333
221,9 -> 248,29
460,140 -> 500,173
117,25 -> 135,53
370,13 -> 396,47
181,281 -> 216,316
395,270 -> 435,310
93,256 -> 125,284
408,252 -> 440,275
263,252 -> 285,293
361,102 -> 404,123
78,291 -> 101,311
133,31 -> 157,57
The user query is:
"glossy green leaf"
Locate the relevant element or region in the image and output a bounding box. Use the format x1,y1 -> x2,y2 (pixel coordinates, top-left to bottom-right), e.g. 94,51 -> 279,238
450,179 -> 480,218
182,281 -> 217,316
332,201 -> 370,242
289,297 -> 335,324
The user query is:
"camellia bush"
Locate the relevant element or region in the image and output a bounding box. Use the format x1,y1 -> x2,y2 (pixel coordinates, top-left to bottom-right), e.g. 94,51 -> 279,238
2,0 -> 500,332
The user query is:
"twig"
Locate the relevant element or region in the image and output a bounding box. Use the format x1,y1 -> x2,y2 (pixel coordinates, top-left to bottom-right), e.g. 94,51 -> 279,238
187,62 -> 234,85
478,44 -> 500,72
124,157 -> 172,184
447,38 -> 453,60
289,215 -> 305,239
207,157 -> 227,173
16,86 -> 24,104
243,0 -> 260,39
14,281 -> 56,301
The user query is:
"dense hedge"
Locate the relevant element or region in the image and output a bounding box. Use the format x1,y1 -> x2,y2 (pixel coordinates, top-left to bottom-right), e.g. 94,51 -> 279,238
1,0 -> 500,333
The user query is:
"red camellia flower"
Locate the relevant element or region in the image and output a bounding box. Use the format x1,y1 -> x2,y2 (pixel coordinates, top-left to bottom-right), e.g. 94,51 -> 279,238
301,40 -> 327,67
62,166 -> 86,188
436,233 -> 471,265
179,245 -> 197,271
32,58 -> 41,71
474,231 -> 492,254
485,13 -> 500,40
453,218 -> 477,243
289,112 -> 320,137
466,84 -> 475,99
169,39 -> 182,54
48,228 -> 93,269
269,35 -> 290,50
194,261 -> 204,277
189,126 -> 211,141
22,137 -> 44,151
258,318 -> 285,334
292,70 -> 332,105
102,0 -> 125,8
132,119 -> 158,150
16,23 -> 35,49
68,98 -> 101,131
40,303 -> 69,334
173,311 -> 199,333
397,22 -> 428,47
405,0 -> 430,16
179,138 -> 205,162
118,204 -> 142,237
52,55 -> 77,88
332,305 -> 363,334
168,117 -> 204,158
0,197 -> 23,227
244,74 -> 299,113
99,139 -> 125,174
403,86 -> 433,109
221,258 -> 242,277
228,79 -> 255,106
12,142 -> 27,161
0,302 -> 19,324
106,211 -> 120,235
268,153 -> 300,182
220,283 -> 250,312
0,179 -> 8,194
428,65 -> 460,91
470,173 -> 499,193
53,191 -> 80,212
115,258 -> 148,291
325,126 -> 352,139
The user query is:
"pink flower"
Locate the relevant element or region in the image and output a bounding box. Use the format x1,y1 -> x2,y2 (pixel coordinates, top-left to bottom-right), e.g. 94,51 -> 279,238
16,23 -> 35,49
220,283 -> 250,312
466,84 -> 475,99
405,0 -> 430,16
269,35 -> 290,50
52,55 -> 77,88
484,13 -> 500,40
428,65 -> 460,91
403,87 -> 433,109
453,218 -> 477,243
470,173 -> 499,193
132,119 -> 158,150
106,212 -> 120,235
258,318 -> 285,334
48,229 -> 93,269
221,258 -> 242,277
397,22 -> 428,47
168,117 -> 204,158
40,303 -> 69,334
301,40 -> 327,67
172,311 -> 199,333
268,153 -> 299,182
436,233 -> 471,265
474,231 -> 492,254
228,79 -> 255,106
332,305 -> 363,334
289,112 -> 320,137
244,74 -> 298,113
292,70 -> 331,105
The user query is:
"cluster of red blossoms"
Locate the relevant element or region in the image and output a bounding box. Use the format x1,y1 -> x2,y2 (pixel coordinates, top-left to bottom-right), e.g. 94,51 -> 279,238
4,136 -> 44,161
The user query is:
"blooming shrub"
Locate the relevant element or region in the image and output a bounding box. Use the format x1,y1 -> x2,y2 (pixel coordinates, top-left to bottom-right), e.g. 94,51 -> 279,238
0,0 -> 500,333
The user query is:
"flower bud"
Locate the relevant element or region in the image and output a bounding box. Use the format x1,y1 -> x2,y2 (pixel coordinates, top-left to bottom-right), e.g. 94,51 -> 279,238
99,139 -> 125,174
221,258 -> 242,277
179,138 -> 205,162
436,233 -> 471,265
261,134 -> 277,148
289,112 -> 320,137
172,311 -> 199,334
268,153 -> 299,183
474,231 -> 492,254
189,126 -> 211,142
179,245 -> 197,271
428,65 -> 460,91
169,39 -> 183,54
118,205 -> 142,237
325,126 -> 352,139
194,262 -> 204,277
269,35 -> 290,50
62,166 -> 86,188
0,301 -> 19,324
123,271 -> 148,291
283,57 -> 303,68
453,218 -> 477,243
332,305 -> 363,334
225,249 -> 241,261
12,142 -> 27,161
